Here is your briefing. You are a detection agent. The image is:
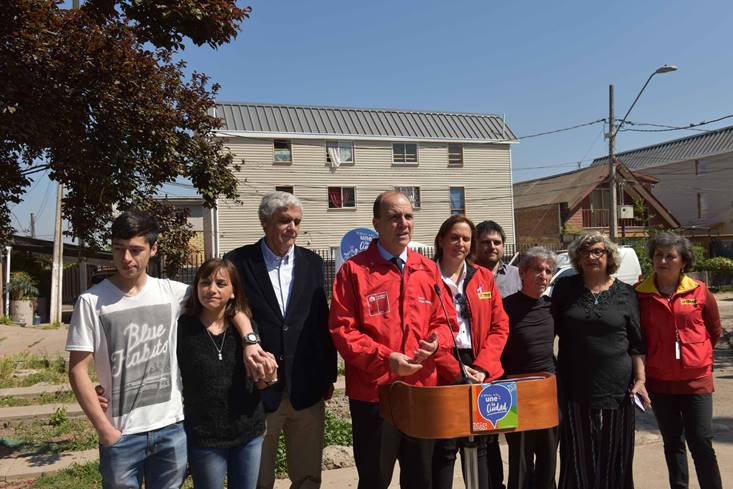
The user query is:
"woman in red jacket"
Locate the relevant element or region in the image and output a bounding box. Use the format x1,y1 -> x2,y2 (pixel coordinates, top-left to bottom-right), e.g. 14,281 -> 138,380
431,214 -> 509,489
636,232 -> 722,489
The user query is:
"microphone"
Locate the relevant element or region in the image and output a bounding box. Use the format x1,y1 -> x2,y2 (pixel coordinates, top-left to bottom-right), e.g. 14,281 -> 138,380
433,283 -> 473,385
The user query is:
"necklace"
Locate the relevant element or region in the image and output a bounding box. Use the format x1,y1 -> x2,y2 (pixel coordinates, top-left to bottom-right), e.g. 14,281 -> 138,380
590,290 -> 603,305
205,326 -> 227,361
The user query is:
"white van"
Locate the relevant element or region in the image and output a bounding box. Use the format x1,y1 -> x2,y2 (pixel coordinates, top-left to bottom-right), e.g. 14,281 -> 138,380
545,247 -> 643,296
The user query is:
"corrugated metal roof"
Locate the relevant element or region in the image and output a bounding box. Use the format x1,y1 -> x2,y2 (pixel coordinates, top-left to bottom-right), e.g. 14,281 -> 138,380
592,124 -> 733,169
213,102 -> 517,142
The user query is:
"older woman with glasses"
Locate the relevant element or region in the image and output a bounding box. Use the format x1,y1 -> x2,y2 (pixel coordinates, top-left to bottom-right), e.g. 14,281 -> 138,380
431,214 -> 509,489
636,232 -> 722,489
551,232 -> 648,489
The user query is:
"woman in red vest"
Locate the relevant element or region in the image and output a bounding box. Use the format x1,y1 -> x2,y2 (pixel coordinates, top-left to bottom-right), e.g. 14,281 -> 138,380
636,232 -> 722,489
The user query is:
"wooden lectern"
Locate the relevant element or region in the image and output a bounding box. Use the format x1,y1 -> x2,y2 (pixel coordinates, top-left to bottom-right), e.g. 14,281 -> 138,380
379,372 -> 558,489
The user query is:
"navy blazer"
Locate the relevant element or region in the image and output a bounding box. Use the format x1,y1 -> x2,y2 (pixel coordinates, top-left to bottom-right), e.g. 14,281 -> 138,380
224,239 -> 337,412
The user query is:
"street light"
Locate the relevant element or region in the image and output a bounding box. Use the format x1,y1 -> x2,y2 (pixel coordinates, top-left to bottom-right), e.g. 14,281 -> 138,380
608,65 -> 678,239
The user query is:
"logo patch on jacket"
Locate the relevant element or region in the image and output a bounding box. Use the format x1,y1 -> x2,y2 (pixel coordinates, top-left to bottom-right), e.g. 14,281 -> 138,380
367,292 -> 390,316
476,285 -> 492,300
680,298 -> 697,305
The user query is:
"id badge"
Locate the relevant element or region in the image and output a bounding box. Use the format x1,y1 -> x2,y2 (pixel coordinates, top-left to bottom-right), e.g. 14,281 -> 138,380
675,340 -> 681,360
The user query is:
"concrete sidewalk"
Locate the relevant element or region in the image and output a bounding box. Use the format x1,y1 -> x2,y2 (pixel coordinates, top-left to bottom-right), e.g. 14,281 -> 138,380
0,402 -> 83,422
0,383 -> 71,399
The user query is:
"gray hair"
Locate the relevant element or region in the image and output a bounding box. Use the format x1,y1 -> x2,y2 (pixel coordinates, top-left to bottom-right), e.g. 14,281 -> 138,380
258,191 -> 303,224
568,231 -> 621,275
647,232 -> 695,270
519,247 -> 557,273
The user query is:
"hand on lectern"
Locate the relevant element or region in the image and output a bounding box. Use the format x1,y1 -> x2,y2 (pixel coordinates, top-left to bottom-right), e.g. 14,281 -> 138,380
388,352 -> 423,376
412,332 -> 438,363
463,365 -> 486,384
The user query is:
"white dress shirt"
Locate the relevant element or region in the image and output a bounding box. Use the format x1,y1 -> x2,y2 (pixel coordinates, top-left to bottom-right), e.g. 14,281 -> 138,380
439,260 -> 472,349
260,239 -> 295,317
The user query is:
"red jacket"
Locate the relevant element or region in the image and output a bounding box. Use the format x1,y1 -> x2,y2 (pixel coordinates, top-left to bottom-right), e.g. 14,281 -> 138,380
636,274 -> 721,390
329,240 -> 460,402
438,263 -> 509,382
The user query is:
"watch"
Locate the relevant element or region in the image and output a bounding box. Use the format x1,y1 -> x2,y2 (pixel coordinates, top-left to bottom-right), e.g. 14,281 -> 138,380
243,332 -> 260,345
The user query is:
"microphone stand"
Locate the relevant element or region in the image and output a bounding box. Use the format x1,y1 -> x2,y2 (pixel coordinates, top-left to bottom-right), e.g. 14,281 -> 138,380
433,283 -> 480,489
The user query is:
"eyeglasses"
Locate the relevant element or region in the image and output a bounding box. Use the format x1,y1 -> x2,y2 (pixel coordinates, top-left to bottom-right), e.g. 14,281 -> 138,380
454,293 -> 470,319
581,248 -> 608,259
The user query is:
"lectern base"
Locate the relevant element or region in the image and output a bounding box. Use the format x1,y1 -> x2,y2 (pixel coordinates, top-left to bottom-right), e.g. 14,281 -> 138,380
461,436 -> 480,489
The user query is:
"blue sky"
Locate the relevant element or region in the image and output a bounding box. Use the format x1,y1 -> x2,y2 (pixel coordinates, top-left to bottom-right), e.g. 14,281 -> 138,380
12,0 -> 733,239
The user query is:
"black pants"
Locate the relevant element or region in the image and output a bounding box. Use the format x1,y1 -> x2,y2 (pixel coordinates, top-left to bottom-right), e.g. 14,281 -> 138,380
486,434 -> 505,489
350,398 -> 434,489
433,435 -> 490,489
505,427 -> 559,489
650,392 -> 722,489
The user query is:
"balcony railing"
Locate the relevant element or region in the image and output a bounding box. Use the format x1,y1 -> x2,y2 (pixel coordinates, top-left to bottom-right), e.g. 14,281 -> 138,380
581,209 -> 644,229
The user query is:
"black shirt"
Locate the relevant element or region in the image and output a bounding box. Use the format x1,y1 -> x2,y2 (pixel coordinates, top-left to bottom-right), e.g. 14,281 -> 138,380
177,315 -> 266,448
501,292 -> 556,375
551,275 -> 645,409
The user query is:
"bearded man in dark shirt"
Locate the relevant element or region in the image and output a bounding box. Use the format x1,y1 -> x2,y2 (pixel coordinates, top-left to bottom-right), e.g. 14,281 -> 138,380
501,247 -> 559,489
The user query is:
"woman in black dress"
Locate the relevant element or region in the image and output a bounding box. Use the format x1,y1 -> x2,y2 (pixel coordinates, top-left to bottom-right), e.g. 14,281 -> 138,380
551,232 -> 649,489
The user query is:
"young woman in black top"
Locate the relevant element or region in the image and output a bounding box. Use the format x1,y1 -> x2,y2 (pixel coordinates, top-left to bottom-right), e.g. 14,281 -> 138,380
177,258 -> 275,489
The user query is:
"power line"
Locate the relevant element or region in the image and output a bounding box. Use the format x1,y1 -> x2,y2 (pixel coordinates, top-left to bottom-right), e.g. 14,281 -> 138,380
517,119 -> 606,139
620,114 -> 733,133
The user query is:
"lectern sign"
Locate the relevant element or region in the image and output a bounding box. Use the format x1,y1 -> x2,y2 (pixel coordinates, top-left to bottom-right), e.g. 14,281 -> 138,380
471,382 -> 518,431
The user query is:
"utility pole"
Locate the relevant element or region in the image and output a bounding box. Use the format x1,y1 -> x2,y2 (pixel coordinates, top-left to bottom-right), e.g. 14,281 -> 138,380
48,0 -> 80,324
49,183 -> 64,324
30,213 -> 36,239
78,239 -> 87,293
608,85 -> 618,239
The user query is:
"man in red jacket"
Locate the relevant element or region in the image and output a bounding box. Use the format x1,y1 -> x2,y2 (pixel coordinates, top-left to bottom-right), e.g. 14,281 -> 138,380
329,191 -> 459,489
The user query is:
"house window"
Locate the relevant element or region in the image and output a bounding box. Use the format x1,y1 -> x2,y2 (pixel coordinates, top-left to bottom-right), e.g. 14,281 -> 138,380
392,143 -> 418,164
328,186 -> 356,209
274,140 -> 292,163
326,141 -> 354,166
589,189 -> 610,210
449,187 -> 465,215
697,193 -> 709,218
395,186 -> 421,209
448,144 -> 463,166
276,185 -> 294,195
695,159 -> 707,175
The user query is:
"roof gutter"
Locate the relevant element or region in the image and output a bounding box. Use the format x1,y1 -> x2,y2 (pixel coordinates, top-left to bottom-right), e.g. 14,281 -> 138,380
213,130 -> 518,145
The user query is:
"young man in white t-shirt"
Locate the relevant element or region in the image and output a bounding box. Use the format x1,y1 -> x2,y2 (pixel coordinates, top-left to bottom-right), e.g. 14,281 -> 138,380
67,210 -> 276,488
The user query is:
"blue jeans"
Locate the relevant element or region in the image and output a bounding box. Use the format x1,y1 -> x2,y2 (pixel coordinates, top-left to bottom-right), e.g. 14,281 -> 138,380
99,421 -> 187,489
189,435 -> 264,489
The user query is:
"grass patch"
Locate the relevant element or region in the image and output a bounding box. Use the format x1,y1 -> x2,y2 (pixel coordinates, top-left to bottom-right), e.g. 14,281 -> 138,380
2,410 -> 98,456
0,352 -> 96,388
32,461 -> 197,488
33,461 -> 101,488
0,391 -> 76,407
0,353 -> 67,388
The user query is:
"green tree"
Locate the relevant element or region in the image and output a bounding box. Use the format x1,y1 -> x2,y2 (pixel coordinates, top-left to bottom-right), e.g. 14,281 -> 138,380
1,1 -> 250,269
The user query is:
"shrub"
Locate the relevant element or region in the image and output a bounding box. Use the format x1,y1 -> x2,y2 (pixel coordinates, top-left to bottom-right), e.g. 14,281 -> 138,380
7,271 -> 40,300
702,257 -> 733,275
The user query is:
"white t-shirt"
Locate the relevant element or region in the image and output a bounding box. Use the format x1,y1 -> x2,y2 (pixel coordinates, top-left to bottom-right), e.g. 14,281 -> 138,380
66,276 -> 190,435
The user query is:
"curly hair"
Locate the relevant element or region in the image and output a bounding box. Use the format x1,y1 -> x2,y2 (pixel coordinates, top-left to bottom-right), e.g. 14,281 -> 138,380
567,231 -> 621,275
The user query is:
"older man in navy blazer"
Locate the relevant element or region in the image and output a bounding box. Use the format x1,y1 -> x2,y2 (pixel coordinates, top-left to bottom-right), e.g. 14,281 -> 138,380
224,191 -> 337,489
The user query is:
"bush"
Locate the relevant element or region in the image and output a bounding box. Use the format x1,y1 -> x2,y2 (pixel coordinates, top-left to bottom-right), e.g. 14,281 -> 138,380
701,257 -> 733,274
7,271 -> 40,300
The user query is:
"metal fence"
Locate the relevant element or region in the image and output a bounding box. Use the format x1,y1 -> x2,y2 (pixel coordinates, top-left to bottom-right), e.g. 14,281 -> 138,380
163,242 -> 564,296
